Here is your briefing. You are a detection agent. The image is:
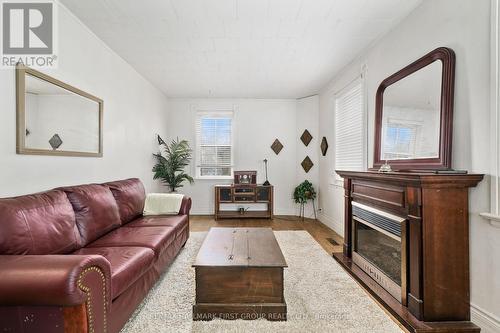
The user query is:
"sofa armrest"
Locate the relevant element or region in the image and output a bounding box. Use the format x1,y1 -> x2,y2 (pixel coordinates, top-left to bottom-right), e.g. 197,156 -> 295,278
0,254 -> 111,309
179,196 -> 192,215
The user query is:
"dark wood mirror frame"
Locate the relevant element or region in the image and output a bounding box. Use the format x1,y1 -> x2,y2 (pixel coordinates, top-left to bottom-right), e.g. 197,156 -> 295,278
373,47 -> 455,170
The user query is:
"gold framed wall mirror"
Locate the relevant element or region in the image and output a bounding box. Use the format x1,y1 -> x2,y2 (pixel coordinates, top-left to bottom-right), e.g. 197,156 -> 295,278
16,64 -> 103,157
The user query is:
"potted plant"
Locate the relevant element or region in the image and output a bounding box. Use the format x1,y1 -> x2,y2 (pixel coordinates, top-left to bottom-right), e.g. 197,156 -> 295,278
153,135 -> 194,192
294,180 -> 317,220
293,180 -> 316,204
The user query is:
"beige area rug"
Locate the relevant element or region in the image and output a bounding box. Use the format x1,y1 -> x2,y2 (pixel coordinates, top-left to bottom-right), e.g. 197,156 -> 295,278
121,231 -> 403,333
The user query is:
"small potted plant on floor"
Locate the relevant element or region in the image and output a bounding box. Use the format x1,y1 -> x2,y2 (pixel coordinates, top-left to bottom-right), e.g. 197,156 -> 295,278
293,180 -> 317,219
153,135 -> 194,192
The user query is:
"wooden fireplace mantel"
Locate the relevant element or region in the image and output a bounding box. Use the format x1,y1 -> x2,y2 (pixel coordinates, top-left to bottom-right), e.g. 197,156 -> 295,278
334,170 -> 484,333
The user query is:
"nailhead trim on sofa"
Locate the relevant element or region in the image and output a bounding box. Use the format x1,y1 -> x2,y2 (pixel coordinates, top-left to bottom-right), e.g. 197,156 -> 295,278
77,266 -> 108,333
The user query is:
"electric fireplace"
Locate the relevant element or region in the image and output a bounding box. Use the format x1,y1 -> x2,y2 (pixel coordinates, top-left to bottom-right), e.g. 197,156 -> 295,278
336,164 -> 483,332
351,201 -> 407,304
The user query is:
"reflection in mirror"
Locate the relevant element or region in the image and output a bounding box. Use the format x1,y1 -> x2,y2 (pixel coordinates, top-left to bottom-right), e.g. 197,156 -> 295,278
380,61 -> 442,161
25,74 -> 100,153
17,65 -> 103,157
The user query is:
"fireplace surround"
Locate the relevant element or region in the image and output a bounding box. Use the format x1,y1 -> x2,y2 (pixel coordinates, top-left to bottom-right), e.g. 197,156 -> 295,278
334,170 -> 483,333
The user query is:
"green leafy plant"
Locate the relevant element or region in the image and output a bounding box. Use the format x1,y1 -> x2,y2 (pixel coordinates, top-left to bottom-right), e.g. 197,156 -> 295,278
153,135 -> 194,192
293,180 -> 317,204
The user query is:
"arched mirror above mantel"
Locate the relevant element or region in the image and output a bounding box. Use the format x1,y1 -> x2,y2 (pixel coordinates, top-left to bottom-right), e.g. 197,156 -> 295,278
373,47 -> 456,170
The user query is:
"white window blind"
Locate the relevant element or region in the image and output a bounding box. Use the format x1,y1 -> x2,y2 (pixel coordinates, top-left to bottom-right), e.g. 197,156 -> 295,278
334,80 -> 365,176
195,111 -> 233,178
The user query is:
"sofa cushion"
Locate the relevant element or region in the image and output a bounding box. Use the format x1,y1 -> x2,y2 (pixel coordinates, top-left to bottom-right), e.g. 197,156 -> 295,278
61,184 -> 121,246
73,246 -> 154,299
86,226 -> 176,257
104,178 -> 145,224
127,215 -> 188,238
0,190 -> 80,255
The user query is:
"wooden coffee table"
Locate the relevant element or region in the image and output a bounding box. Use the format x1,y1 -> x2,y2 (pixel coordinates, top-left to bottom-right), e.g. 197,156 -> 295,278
192,227 -> 287,321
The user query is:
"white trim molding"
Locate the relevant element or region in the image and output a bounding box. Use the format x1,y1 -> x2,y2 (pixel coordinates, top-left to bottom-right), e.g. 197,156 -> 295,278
479,212 -> 500,228
481,0 -> 500,227
471,303 -> 500,333
494,0 -> 500,216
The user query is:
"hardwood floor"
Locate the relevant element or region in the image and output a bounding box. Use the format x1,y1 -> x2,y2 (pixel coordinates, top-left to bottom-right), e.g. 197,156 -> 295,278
189,215 -> 344,254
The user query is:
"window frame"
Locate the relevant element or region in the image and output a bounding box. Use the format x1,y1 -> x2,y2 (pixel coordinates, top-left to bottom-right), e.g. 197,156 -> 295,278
480,1 -> 500,227
194,108 -> 234,180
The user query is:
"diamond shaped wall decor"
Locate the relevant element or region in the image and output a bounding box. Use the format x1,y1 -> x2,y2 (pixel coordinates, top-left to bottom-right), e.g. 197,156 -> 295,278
300,129 -> 313,146
49,134 -> 63,150
301,156 -> 314,173
271,139 -> 283,155
320,137 -> 329,156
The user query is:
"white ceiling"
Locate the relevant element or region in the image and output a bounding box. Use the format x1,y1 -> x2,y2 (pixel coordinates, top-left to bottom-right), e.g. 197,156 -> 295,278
60,0 -> 422,98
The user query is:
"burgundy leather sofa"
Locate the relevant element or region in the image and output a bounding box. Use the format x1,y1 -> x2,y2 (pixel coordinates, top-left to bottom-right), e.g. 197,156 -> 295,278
0,178 -> 191,333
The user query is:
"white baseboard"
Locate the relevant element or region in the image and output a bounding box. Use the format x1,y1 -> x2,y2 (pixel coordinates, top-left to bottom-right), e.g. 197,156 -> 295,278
471,303 -> 500,333
318,211 -> 343,235
190,208 -> 213,215
190,208 -> 296,216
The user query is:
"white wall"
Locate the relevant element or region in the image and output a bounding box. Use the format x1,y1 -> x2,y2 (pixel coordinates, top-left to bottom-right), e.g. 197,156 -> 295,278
296,96 -> 320,218
0,3 -> 169,196
166,97 -> 319,215
317,0 -> 499,329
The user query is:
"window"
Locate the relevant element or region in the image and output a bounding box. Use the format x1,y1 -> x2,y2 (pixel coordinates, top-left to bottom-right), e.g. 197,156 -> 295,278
195,111 -> 233,178
334,79 -> 365,179
382,121 -> 418,160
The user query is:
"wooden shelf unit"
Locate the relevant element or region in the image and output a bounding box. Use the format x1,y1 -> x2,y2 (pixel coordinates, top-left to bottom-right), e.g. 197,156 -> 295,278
214,185 -> 273,220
